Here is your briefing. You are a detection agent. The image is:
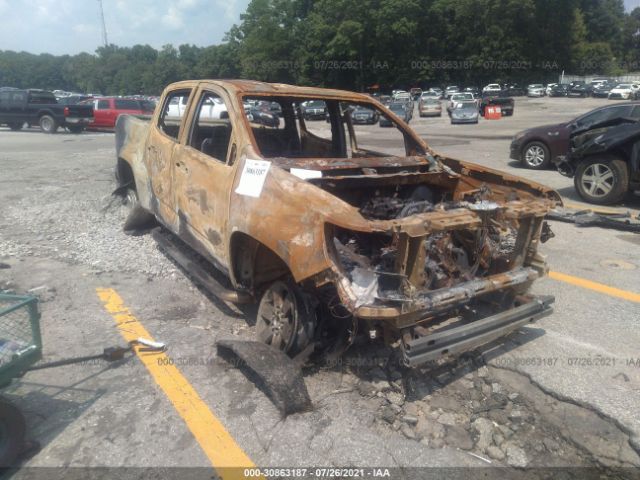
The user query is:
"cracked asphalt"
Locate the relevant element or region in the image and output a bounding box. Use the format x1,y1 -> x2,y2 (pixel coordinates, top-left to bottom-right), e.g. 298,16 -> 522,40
1,96 -> 639,478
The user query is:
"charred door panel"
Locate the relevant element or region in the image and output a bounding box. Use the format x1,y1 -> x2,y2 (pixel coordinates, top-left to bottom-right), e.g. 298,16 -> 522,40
146,88 -> 194,227
145,130 -> 178,225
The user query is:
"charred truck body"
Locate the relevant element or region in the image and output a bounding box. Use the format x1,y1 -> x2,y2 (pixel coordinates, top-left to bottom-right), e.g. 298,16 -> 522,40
115,80 -> 559,366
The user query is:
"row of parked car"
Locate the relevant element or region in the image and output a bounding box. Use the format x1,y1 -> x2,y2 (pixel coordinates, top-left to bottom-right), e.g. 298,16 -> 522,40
0,87 -> 157,133
526,80 -> 640,99
413,88 -> 514,124
409,81 -> 640,100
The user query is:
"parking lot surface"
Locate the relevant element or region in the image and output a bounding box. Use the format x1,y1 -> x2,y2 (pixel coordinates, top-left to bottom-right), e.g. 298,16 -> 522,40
1,96 -> 640,477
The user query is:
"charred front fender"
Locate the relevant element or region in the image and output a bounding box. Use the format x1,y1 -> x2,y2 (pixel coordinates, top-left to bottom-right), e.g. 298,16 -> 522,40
227,156 -> 375,284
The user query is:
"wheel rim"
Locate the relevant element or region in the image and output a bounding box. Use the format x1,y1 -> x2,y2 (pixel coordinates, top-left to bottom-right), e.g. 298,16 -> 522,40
41,117 -> 52,131
581,163 -> 614,198
525,145 -> 545,166
257,283 -> 297,351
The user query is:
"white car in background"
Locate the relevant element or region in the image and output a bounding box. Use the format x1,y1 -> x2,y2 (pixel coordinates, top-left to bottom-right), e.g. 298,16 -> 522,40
168,95 -> 228,119
447,92 -> 476,114
482,83 -> 502,94
608,83 -> 639,100
429,87 -> 444,99
444,86 -> 460,98
527,84 -> 546,97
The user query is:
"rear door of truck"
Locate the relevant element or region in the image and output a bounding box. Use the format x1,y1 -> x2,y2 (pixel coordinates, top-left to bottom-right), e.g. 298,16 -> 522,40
91,98 -> 112,128
145,87 -> 195,228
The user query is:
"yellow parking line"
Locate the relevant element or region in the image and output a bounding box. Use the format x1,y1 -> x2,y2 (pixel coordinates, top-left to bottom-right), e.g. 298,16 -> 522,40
96,288 -> 260,479
549,271 -> 640,303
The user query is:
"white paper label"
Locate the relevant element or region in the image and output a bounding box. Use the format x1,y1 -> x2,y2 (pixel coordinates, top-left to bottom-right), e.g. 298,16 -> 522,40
290,168 -> 323,180
235,159 -> 271,198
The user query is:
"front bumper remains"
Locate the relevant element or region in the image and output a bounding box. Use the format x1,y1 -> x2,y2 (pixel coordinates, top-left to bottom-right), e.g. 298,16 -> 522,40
401,294 -> 554,366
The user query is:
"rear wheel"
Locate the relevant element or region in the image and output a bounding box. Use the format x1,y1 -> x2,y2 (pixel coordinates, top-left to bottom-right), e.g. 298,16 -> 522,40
67,126 -> 84,134
0,399 -> 26,468
256,280 -> 316,356
120,187 -> 155,233
522,141 -> 550,169
39,115 -> 58,134
574,157 -> 628,205
8,123 -> 22,131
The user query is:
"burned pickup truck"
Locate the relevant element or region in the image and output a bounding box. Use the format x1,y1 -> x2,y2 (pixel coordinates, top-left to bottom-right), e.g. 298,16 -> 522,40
115,80 -> 559,366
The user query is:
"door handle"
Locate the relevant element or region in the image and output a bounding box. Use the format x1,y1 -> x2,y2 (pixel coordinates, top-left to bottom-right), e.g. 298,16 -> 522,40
175,160 -> 188,172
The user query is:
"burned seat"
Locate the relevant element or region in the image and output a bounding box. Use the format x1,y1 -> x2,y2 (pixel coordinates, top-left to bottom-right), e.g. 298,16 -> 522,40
200,124 -> 231,161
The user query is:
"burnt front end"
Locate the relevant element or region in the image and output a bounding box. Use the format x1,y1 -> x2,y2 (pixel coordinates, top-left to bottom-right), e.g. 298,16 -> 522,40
326,195 -> 554,366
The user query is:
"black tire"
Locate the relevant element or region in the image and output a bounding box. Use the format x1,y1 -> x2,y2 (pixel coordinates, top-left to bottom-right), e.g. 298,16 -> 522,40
574,156 -> 629,205
67,126 -> 84,134
39,115 -> 58,134
256,280 -> 316,356
0,399 -> 26,468
8,123 -> 22,131
521,141 -> 550,169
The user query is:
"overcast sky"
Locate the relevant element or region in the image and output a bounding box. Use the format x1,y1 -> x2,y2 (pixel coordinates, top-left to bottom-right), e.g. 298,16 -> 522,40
0,0 -> 639,56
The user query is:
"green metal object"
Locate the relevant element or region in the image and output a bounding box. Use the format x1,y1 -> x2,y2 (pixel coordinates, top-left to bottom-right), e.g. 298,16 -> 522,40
0,294 -> 42,389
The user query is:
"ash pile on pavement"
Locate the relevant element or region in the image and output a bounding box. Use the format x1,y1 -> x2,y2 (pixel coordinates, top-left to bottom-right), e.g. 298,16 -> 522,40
324,344 -> 640,470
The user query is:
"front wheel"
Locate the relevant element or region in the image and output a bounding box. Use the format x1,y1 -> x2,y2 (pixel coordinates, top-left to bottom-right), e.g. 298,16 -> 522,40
522,141 -> 550,169
39,115 -> 58,134
256,280 -> 316,356
574,157 -> 629,205
0,399 -> 26,468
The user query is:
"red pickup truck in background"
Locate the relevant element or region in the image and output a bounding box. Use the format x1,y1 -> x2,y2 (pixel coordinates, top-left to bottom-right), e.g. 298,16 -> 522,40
83,97 -> 155,130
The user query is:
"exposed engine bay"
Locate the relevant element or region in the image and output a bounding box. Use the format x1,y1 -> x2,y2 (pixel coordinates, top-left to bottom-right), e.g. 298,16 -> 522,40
330,188 -> 522,306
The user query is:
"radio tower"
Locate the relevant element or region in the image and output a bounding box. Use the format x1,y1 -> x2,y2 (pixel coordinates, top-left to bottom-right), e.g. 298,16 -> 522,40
98,0 -> 109,47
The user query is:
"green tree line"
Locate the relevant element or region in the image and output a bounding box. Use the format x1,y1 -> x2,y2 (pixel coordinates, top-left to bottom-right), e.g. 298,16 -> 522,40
1,0 -> 639,95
